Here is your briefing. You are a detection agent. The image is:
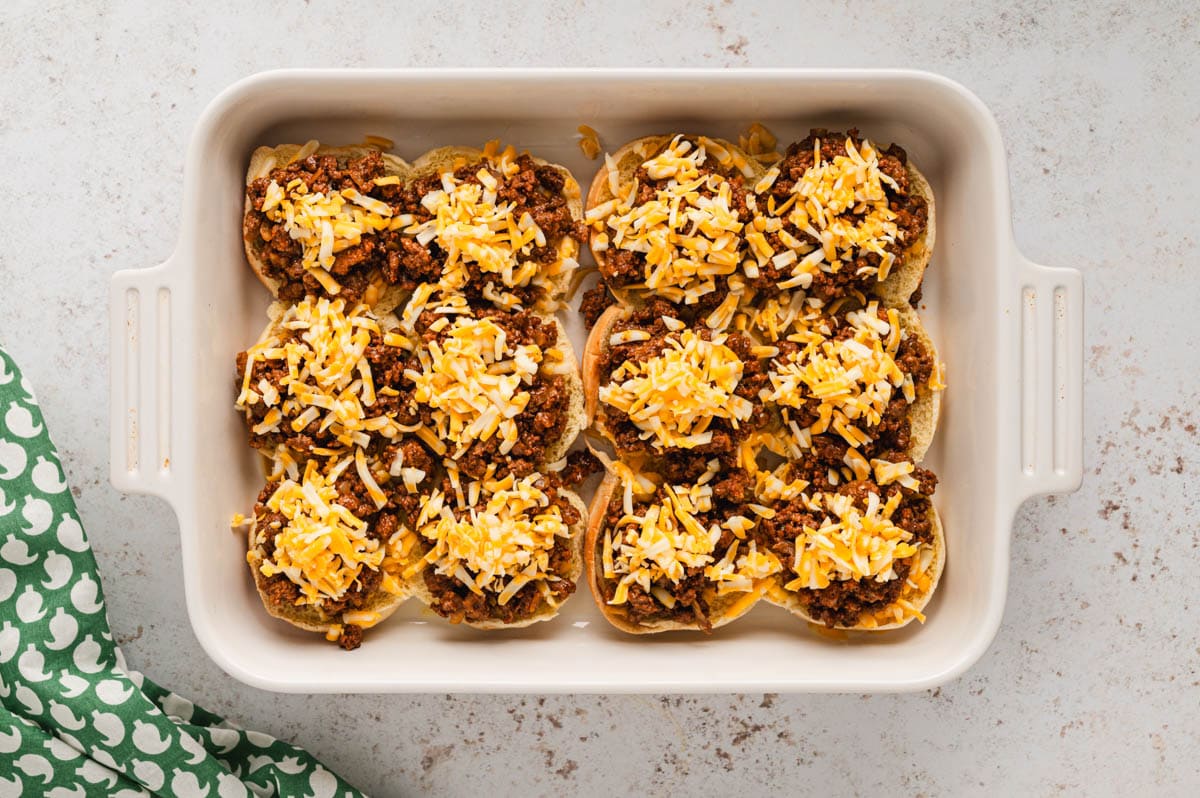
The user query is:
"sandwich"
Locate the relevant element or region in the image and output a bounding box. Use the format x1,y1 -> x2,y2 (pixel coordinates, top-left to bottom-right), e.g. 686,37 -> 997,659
584,134 -> 766,314
747,129 -> 934,304
243,140 -> 412,312
243,456 -> 412,650
748,294 -> 944,464
585,461 -> 778,633
392,142 -> 585,313
581,299 -> 768,474
399,463 -> 589,628
753,464 -> 945,630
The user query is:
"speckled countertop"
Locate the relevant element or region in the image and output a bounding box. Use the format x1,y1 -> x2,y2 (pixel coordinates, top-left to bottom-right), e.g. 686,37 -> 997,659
2,1 -> 1197,795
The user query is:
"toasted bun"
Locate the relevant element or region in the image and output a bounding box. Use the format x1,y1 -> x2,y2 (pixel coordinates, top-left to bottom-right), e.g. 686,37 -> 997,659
406,145 -> 583,313
581,304 -> 624,433
580,304 -> 664,469
584,472 -> 768,634
586,135 -> 767,307
751,302 -> 941,465
896,304 -> 941,462
243,143 -> 411,315
544,314 -> 588,465
766,501 -> 945,631
237,300 -> 405,442
404,488 -> 589,629
246,517 -> 407,637
875,162 -> 935,305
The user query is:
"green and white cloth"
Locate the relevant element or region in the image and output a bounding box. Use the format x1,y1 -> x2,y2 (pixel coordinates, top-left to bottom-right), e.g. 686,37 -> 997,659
0,348 -> 367,797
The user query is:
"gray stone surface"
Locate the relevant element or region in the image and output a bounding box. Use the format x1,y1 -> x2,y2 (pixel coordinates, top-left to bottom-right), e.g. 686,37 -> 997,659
1,1 -> 1197,795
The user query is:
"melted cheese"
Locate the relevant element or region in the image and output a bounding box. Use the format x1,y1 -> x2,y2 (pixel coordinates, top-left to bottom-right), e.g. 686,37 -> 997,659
783,489 -> 918,591
599,329 -> 753,451
587,135 -> 747,303
256,459 -> 387,605
405,314 -> 543,458
415,469 -> 570,603
235,297 -> 409,451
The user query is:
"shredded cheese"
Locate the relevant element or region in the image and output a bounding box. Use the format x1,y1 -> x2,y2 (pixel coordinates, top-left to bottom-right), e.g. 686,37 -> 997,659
588,135 -> 748,303
606,463 -> 765,606
256,459 -> 387,605
405,314 -> 543,458
738,122 -> 781,164
753,135 -> 904,285
578,125 -> 602,160
605,482 -> 719,605
235,297 -> 409,452
783,489 -> 919,592
415,468 -> 571,603
403,150 -> 570,305
705,540 -> 781,595
762,302 -> 911,450
599,328 -> 753,451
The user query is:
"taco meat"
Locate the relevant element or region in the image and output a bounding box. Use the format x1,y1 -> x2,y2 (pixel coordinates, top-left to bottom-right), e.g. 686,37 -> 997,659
580,278 -> 617,328
421,472 -> 580,625
394,155 -> 585,306
756,477 -> 936,628
759,129 -> 929,302
245,150 -> 406,305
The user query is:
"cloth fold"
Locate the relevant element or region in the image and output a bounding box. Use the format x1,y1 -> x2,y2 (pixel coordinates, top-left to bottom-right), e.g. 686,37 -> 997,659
0,348 -> 366,798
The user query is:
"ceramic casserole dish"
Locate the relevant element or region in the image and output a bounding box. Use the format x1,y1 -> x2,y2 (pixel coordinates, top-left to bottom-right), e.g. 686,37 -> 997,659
108,69 -> 1083,693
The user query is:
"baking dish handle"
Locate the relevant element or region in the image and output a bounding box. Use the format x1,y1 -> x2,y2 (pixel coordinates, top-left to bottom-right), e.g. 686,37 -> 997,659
109,257 -> 178,503
1014,257 -> 1084,502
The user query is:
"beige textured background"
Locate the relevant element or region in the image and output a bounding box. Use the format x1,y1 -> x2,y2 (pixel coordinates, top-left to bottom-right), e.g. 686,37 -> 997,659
1,1 -> 1197,795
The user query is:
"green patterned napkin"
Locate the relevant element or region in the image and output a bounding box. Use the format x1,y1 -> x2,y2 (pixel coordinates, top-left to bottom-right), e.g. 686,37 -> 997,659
0,347 -> 367,797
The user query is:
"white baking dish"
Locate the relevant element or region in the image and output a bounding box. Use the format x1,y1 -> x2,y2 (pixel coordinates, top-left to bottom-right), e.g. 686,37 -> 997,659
108,69 -> 1082,693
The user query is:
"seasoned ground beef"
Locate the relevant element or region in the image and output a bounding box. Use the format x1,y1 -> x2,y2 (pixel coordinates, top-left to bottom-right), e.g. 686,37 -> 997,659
236,326 -> 421,457
598,301 -> 765,466
595,139 -> 751,309
253,471 -> 391,622
338,624 -> 364,651
660,451 -> 719,485
768,305 -> 934,460
424,566 -> 575,626
364,336 -> 422,426
409,308 -> 568,478
580,279 -> 617,328
244,150 -> 406,305
421,471 -> 578,624
384,438 -> 439,520
758,129 -> 929,302
621,572 -> 713,632
598,469 -> 757,631
756,477 -> 936,628
394,155 -> 585,307
558,450 -> 601,487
